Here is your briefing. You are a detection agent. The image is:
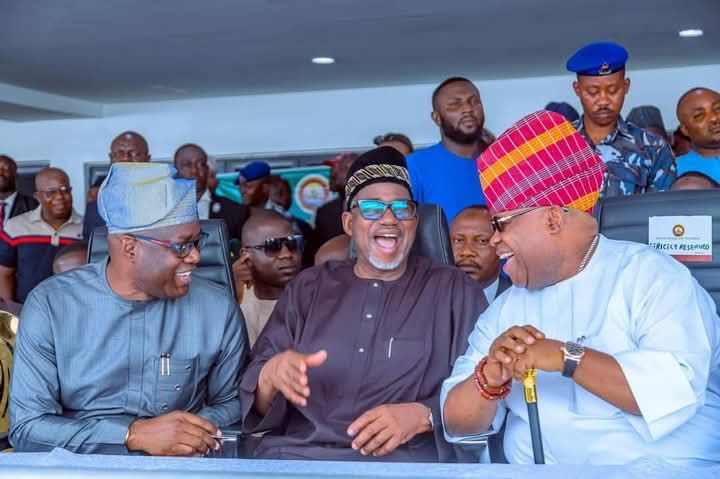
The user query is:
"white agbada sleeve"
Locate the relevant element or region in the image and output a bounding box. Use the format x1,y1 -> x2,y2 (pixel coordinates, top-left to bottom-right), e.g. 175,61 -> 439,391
440,296 -> 509,442
612,263 -> 717,442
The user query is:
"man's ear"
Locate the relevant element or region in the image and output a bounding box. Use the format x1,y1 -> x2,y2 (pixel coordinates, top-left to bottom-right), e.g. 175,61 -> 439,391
623,77 -> 631,95
431,111 -> 442,128
546,206 -> 565,235
572,80 -> 581,98
680,123 -> 691,139
119,235 -> 138,262
341,211 -> 353,237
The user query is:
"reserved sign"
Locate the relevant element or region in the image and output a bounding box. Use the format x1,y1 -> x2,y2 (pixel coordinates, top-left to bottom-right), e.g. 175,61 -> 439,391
648,216 -> 713,263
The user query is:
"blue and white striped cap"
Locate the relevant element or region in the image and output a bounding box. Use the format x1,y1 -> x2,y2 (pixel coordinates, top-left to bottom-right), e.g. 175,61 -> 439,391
98,163 -> 198,234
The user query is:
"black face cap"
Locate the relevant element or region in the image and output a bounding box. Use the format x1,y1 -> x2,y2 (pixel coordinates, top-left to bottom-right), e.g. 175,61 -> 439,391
344,146 -> 413,210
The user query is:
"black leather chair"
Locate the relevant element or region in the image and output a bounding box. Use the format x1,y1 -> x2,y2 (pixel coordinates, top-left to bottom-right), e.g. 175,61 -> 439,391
411,203 -> 455,264
87,219 -> 237,301
349,203 -> 455,264
597,189 -> 720,310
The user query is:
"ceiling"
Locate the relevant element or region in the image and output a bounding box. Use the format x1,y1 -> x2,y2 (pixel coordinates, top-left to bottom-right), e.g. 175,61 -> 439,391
0,0 -> 717,108
0,101 -> 88,121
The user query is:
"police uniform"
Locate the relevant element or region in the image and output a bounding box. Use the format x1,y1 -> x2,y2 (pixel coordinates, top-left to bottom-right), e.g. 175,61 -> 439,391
567,42 -> 676,197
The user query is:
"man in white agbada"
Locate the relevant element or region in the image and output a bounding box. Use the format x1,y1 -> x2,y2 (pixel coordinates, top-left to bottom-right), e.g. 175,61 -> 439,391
441,110 -> 720,465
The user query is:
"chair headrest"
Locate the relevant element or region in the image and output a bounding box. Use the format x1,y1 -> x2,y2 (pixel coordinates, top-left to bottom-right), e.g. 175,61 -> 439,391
598,190 -> 720,312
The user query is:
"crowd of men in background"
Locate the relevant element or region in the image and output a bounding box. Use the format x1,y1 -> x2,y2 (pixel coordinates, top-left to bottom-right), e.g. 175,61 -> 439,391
1,70 -> 717,317
1,40 -> 719,464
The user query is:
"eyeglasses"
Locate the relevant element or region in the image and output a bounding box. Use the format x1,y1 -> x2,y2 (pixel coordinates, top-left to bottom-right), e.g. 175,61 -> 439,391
130,231 -> 209,258
37,186 -> 72,199
245,235 -> 303,257
351,199 -> 417,221
490,206 -> 569,233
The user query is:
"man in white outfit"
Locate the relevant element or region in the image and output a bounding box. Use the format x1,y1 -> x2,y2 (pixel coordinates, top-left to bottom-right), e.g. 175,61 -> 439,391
441,110 -> 720,465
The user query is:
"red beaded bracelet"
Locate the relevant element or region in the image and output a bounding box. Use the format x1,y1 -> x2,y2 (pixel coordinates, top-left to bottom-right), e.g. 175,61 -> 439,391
474,357 -> 512,400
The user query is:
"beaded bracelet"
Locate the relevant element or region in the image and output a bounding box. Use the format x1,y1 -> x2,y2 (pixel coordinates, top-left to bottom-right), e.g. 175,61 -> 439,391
473,357 -> 512,400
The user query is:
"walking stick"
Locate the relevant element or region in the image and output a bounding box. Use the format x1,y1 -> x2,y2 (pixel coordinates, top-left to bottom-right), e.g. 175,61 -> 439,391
523,369 -> 545,464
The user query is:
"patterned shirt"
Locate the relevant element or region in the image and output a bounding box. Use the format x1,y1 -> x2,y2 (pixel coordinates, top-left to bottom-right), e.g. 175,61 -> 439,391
573,116 -> 676,197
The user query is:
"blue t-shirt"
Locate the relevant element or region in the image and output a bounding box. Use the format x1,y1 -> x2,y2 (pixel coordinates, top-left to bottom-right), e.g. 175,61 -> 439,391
407,143 -> 485,223
676,150 -> 720,183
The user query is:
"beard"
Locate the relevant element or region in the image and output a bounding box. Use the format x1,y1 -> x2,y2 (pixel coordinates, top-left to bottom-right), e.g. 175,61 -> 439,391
0,176 -> 15,193
369,251 -> 407,271
439,115 -> 484,145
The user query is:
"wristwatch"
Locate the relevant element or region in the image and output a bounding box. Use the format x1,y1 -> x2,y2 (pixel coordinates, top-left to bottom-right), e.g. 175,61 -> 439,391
427,406 -> 434,431
561,341 -> 585,378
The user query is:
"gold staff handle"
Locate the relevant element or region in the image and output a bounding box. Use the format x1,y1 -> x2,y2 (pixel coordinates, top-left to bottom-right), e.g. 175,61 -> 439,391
523,368 -> 545,464
523,368 -> 537,403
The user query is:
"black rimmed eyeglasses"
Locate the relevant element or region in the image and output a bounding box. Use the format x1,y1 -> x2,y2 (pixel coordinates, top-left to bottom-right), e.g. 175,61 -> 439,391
491,206 -> 569,233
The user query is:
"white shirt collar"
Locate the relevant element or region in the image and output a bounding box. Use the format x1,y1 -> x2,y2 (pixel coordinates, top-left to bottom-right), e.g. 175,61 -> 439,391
197,189 -> 212,220
265,199 -> 292,219
199,189 -> 211,202
483,276 -> 500,304
1,191 -> 18,216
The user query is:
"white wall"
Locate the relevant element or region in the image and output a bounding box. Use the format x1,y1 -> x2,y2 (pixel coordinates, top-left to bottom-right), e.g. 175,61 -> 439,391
1,63 -> 719,213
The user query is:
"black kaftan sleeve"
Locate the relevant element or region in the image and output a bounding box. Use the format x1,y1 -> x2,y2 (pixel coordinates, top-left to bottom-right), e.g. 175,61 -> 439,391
238,268 -> 313,433
429,269 -> 489,462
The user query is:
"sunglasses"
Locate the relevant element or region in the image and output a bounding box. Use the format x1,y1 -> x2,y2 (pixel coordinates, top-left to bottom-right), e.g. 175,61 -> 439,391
131,231 -> 209,258
351,199 -> 417,221
245,235 -> 303,257
491,206 -> 569,233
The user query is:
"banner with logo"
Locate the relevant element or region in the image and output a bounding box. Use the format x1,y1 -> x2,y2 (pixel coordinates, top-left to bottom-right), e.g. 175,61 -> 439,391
648,216 -> 713,262
215,166 -> 334,223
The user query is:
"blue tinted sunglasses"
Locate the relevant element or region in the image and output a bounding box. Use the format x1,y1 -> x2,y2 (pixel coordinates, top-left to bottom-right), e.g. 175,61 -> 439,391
351,199 -> 418,221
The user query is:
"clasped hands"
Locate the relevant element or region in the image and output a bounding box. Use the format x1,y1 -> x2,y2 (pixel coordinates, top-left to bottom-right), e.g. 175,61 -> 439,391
260,349 -> 431,457
484,325 -> 565,387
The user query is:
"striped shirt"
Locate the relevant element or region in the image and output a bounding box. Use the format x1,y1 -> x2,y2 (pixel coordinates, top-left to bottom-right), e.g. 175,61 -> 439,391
0,206 -> 82,302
